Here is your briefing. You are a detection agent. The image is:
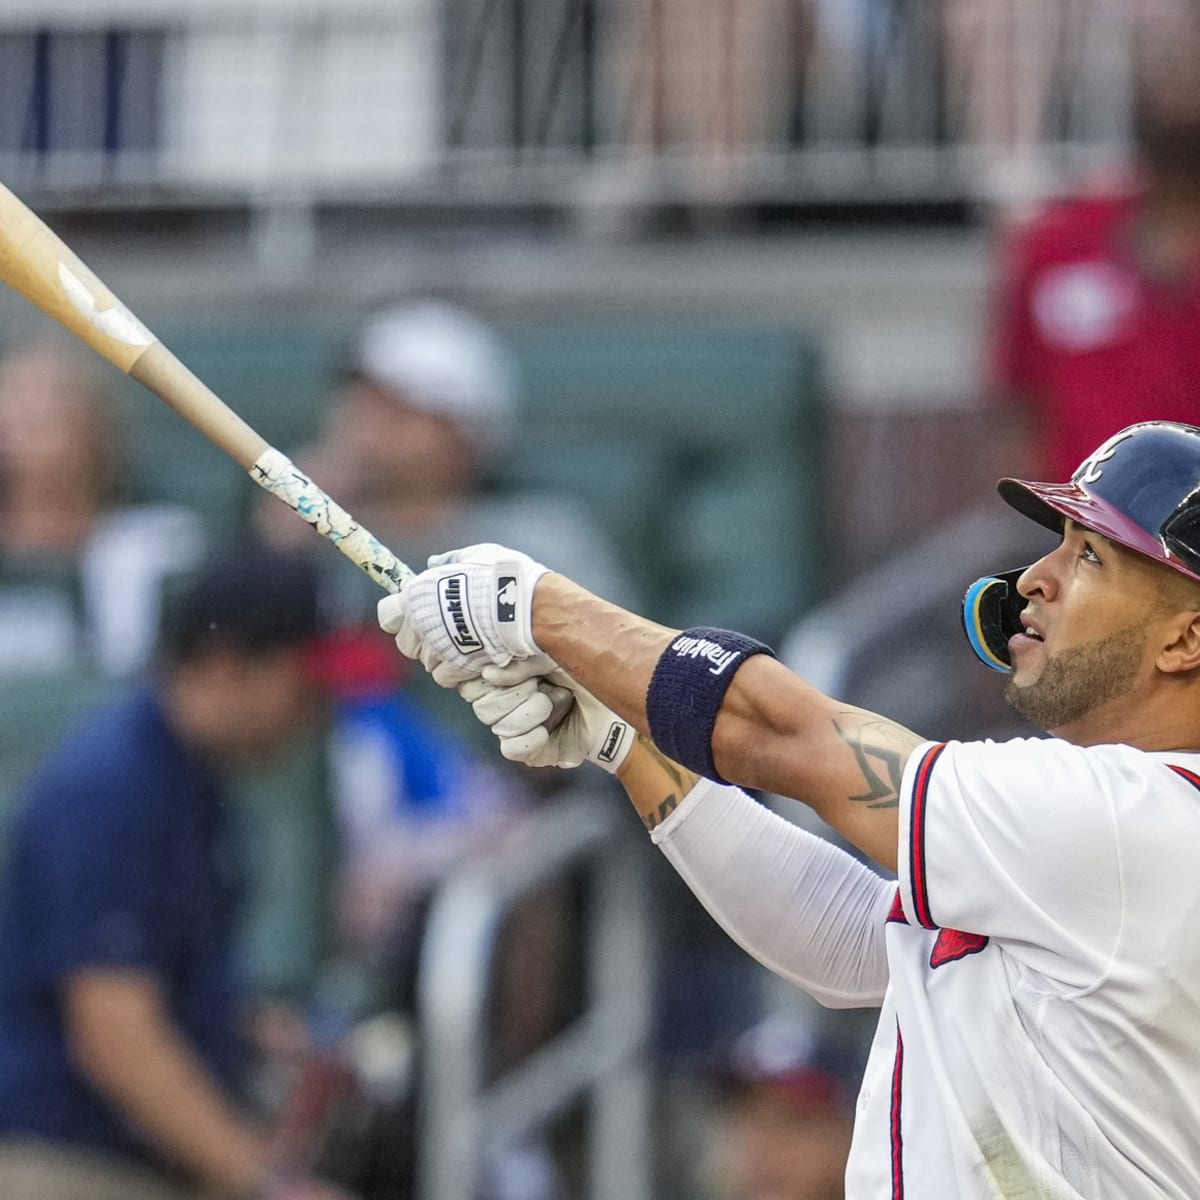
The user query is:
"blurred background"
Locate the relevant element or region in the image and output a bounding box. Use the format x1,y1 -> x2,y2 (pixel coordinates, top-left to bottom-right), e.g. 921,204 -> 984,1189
0,2 -> 1196,1199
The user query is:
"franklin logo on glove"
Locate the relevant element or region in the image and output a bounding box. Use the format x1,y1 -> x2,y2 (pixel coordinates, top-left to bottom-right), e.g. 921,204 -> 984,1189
437,573 -> 484,651
496,576 -> 517,623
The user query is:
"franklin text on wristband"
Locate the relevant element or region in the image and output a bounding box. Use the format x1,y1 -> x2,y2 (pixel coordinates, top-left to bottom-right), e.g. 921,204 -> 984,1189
645,626 -> 775,782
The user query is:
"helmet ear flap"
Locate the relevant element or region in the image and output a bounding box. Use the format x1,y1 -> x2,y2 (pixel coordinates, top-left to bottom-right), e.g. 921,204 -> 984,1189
961,568 -> 1028,673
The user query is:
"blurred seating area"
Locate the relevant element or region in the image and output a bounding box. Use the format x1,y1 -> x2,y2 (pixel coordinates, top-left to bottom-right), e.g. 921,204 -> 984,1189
0,0 -> 1158,228
0,309 -> 829,1200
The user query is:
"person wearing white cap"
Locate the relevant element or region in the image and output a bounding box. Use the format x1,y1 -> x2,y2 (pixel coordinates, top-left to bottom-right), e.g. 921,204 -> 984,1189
263,300 -> 635,627
349,300 -> 518,473
256,302 -> 633,1200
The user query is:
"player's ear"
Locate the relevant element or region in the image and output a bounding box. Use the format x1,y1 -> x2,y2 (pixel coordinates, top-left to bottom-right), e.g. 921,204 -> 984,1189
1157,607 -> 1200,674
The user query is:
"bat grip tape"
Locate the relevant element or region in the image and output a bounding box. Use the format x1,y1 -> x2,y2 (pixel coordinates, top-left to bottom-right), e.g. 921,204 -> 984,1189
645,626 -> 775,783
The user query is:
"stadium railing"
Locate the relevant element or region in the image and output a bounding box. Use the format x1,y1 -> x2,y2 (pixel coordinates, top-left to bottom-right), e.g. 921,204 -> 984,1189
0,0 -> 1143,224
416,787 -> 654,1200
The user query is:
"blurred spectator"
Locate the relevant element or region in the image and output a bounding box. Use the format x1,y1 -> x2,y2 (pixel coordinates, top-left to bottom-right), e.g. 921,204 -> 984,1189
941,0 -> 1073,210
321,642 -> 529,969
989,47 -> 1200,481
0,544 -> 353,1200
258,299 -> 634,749
0,340 -> 206,677
260,299 -> 632,608
615,0 -> 813,154
254,302 -> 604,1198
704,1013 -> 855,1200
306,660 -> 563,1200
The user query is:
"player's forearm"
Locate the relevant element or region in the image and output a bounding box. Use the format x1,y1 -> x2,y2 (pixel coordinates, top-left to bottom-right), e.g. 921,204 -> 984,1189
714,655 -> 920,871
617,743 -> 893,1006
532,572 -> 675,735
616,735 -> 701,832
67,978 -> 270,1194
532,574 -> 918,870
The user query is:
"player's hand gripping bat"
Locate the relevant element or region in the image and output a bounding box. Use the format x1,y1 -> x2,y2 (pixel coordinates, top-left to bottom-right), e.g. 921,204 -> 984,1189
0,181 -> 411,594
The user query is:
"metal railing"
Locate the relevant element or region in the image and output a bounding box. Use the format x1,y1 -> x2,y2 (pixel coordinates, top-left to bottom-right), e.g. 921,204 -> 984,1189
416,789 -> 654,1200
0,0 -> 1155,215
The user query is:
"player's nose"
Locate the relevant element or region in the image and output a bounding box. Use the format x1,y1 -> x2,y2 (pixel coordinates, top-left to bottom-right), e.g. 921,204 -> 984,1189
1015,547 -> 1060,602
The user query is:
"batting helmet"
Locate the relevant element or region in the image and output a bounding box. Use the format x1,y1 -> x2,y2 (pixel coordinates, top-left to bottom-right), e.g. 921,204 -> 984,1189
963,421 -> 1200,672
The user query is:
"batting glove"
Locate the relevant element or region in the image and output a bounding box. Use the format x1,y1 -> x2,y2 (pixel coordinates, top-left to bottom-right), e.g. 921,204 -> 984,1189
459,660 -> 636,774
377,543 -> 554,677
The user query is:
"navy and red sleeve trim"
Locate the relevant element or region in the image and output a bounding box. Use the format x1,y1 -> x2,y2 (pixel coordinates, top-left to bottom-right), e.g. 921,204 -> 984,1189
890,1021 -> 905,1200
1168,764 -> 1200,795
907,742 -> 948,931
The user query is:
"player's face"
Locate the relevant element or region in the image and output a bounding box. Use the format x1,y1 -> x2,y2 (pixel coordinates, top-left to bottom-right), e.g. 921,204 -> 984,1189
1004,521 -> 1177,740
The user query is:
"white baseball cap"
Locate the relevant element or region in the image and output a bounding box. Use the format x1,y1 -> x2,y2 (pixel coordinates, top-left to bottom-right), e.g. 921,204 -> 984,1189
349,301 -> 519,465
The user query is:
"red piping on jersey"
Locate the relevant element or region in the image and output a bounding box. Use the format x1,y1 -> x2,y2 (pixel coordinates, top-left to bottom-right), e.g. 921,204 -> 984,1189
891,1022 -> 905,1200
908,743 -> 947,930
1168,764 -> 1200,794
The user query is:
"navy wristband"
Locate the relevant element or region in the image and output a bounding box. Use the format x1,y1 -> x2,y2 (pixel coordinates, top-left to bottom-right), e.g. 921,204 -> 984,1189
645,626 -> 775,783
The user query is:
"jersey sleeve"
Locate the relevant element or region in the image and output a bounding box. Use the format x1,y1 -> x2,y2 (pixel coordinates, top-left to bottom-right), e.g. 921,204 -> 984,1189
897,738 -> 1125,988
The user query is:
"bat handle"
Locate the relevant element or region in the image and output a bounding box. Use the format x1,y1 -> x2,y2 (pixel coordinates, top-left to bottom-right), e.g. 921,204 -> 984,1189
250,448 -> 412,594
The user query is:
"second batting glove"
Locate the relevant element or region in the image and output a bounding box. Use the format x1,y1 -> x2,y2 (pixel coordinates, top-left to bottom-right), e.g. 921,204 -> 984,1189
459,661 -> 636,774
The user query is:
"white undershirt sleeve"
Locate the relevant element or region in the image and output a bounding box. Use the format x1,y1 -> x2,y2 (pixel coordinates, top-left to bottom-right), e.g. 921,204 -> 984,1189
651,778 -> 894,1008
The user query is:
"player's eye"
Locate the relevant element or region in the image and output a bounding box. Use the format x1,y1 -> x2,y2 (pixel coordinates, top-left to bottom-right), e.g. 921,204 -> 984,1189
1080,541 -> 1101,565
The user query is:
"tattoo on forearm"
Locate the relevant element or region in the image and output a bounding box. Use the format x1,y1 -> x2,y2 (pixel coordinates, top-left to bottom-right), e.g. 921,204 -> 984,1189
643,794 -> 680,832
641,738 -> 685,788
637,737 -> 691,831
833,715 -> 912,809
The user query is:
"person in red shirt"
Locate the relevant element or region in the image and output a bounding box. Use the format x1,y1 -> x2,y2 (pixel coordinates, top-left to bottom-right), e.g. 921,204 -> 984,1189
991,65 -> 1200,481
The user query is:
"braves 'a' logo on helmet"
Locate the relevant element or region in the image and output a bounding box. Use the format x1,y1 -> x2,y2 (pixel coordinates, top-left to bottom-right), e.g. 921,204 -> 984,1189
1073,427 -> 1136,485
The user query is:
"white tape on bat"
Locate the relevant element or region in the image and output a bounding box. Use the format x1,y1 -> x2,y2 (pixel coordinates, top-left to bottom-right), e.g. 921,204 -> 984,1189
250,447 -> 411,593
58,262 -> 155,349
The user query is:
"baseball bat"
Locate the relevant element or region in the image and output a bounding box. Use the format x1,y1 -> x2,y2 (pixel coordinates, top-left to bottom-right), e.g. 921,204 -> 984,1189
0,181 -> 411,594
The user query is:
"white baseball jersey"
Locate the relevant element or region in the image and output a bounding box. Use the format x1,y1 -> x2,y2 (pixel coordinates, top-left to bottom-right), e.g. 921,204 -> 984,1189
857,736 -> 1200,1199
652,737 -> 1200,1199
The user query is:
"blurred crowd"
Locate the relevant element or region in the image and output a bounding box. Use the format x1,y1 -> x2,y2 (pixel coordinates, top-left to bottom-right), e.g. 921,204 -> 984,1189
0,7 -> 1198,1200
0,303 -> 636,1200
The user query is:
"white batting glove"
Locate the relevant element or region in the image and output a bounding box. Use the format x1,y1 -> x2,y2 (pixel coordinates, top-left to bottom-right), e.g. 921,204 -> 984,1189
459,660 -> 636,774
377,543 -> 554,677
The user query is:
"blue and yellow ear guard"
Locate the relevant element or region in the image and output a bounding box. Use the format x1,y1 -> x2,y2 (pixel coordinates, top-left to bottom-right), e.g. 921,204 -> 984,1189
961,568 -> 1028,673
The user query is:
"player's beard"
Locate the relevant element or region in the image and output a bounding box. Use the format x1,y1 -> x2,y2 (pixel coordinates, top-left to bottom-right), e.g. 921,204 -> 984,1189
1004,618 -> 1149,732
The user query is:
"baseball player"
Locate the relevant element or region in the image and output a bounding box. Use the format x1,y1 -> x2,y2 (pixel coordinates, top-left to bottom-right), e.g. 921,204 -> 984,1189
378,420 -> 1200,1198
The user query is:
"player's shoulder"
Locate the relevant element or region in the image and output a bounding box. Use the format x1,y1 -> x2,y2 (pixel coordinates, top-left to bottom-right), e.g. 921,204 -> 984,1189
1144,749 -> 1200,796
934,736 -> 1181,793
